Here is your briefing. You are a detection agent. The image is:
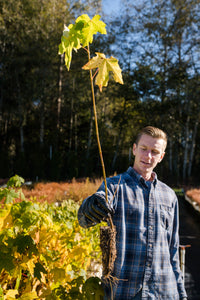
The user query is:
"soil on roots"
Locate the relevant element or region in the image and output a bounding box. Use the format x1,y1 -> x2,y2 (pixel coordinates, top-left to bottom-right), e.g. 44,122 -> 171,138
100,225 -> 117,279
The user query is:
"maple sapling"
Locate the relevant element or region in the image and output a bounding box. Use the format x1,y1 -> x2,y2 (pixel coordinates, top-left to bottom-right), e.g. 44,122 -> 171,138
59,14 -> 123,282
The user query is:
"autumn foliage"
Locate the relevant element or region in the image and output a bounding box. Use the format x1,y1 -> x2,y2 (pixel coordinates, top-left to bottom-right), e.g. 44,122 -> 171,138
21,177 -> 102,204
185,188 -> 200,205
0,175 -> 104,299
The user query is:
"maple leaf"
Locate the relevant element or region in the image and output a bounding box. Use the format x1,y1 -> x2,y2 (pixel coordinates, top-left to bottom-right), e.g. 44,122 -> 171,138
58,24 -> 81,70
82,52 -> 124,91
59,14 -> 106,71
76,14 -> 107,47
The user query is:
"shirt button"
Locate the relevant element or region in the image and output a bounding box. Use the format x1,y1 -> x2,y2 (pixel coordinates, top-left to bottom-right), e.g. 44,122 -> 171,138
149,225 -> 153,230
149,244 -> 152,247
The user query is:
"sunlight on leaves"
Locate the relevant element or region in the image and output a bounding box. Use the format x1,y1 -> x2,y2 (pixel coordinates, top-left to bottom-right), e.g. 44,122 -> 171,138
0,176 -> 102,298
76,14 -> 107,47
7,175 -> 24,188
4,289 -> 18,299
58,14 -> 106,70
83,52 -> 124,91
19,291 -> 38,300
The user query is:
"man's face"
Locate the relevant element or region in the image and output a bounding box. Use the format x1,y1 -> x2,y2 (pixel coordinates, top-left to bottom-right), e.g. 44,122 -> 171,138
133,134 -> 166,179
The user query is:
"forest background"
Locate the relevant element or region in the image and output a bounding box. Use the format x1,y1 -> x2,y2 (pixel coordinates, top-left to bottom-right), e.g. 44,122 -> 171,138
1,0 -> 200,186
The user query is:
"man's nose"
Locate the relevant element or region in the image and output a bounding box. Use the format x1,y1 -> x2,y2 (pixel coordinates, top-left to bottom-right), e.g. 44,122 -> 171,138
146,150 -> 152,158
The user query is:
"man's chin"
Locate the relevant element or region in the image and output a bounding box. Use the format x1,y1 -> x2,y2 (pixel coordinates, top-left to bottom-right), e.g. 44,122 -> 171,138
141,163 -> 152,169
141,165 -> 153,174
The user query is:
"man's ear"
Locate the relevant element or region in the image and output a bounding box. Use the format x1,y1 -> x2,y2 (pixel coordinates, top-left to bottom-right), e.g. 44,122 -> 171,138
158,152 -> 165,163
133,143 -> 137,156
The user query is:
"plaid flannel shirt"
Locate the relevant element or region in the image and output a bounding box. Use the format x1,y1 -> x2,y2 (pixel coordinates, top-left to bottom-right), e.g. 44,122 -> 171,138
78,167 -> 187,299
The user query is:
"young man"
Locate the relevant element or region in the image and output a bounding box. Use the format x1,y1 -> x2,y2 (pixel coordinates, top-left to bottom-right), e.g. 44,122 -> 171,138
78,126 -> 187,299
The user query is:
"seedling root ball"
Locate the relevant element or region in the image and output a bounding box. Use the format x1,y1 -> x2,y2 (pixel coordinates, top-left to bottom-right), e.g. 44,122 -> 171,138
100,225 -> 117,280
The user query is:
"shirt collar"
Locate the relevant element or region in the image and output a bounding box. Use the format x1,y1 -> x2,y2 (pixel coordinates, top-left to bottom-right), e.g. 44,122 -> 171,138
127,167 -> 157,187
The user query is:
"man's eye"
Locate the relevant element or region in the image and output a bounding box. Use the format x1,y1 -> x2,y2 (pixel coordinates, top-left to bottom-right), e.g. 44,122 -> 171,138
152,150 -> 159,154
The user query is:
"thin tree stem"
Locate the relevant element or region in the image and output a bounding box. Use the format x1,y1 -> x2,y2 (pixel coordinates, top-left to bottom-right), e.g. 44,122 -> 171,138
87,44 -> 108,202
87,45 -> 114,230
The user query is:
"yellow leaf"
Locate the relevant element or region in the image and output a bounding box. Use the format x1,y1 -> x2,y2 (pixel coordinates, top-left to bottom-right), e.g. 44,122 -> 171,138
27,258 -> 35,277
1,212 -> 13,229
50,267 -> 66,283
22,281 -> 33,294
82,52 -> 123,91
4,289 -> 18,299
38,286 -> 52,299
67,245 -> 91,268
66,264 -> 72,272
18,291 -> 38,300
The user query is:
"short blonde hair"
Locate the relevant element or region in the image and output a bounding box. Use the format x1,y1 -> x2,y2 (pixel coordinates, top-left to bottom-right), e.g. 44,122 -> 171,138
136,126 -> 167,149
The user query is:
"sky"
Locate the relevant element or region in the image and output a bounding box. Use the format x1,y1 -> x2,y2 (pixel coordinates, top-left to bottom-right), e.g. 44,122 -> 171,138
102,0 -> 121,16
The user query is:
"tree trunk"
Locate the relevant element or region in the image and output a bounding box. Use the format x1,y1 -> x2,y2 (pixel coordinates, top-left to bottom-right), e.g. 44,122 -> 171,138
188,114 -> 199,178
74,113 -> 77,153
112,99 -> 126,172
57,54 -> 63,130
168,138 -> 173,174
19,124 -> 24,153
40,102 -> 44,145
182,115 -> 190,180
69,78 -> 75,151
86,107 -> 94,160
0,85 -> 3,125
16,72 -> 25,153
111,130 -> 122,172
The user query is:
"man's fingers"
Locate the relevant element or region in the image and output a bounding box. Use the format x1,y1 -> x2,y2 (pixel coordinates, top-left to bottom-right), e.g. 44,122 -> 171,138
85,209 -> 102,223
85,214 -> 101,224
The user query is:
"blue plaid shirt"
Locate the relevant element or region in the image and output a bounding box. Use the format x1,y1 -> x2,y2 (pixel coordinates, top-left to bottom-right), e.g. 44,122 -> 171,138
78,167 -> 187,299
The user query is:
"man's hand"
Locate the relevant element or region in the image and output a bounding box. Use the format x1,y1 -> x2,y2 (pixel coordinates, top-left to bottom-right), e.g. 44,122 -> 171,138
82,194 -> 113,224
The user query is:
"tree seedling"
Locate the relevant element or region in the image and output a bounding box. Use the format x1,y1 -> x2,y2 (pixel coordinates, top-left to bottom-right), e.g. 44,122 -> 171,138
59,14 -> 123,284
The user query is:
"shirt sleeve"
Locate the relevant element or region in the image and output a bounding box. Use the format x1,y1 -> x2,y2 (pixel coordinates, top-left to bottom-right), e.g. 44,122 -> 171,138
170,195 -> 187,299
77,197 -> 93,228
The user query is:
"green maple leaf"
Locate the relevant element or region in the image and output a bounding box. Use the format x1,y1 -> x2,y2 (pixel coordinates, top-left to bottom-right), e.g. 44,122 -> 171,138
58,23 -> 81,70
5,189 -> 20,204
7,174 -> 24,188
82,277 -> 104,299
0,188 -> 21,204
82,52 -> 124,91
34,262 -> 47,280
58,14 -> 106,70
76,14 -> 107,47
13,234 -> 38,256
0,250 -> 15,273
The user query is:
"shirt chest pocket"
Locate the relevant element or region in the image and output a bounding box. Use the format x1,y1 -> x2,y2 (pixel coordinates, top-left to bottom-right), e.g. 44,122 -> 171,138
159,204 -> 173,230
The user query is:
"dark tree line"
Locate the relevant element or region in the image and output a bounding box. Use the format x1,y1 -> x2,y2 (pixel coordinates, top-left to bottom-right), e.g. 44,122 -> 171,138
0,0 -> 200,185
